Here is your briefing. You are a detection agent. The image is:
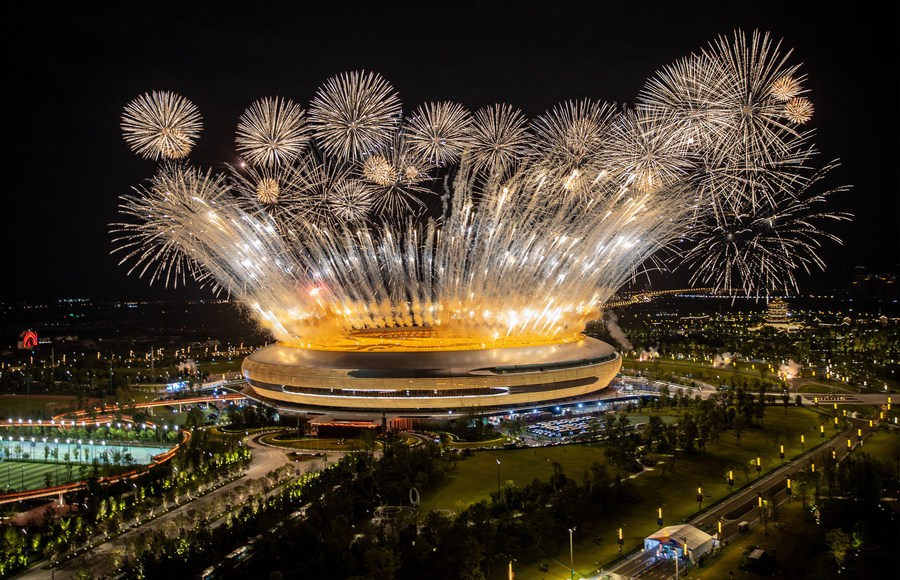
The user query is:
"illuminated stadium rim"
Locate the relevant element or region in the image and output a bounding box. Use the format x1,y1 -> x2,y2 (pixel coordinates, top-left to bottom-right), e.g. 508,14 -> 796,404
245,375 -> 599,399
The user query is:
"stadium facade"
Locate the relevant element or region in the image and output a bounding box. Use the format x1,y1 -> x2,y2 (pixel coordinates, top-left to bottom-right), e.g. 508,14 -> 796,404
241,335 -> 621,419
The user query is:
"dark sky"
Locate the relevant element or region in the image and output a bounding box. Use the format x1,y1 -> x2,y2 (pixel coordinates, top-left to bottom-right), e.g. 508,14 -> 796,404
3,0 -> 897,302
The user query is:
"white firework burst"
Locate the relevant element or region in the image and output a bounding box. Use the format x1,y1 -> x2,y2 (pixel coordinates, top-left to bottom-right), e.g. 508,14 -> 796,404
528,99 -> 617,191
121,91 -> 203,160
607,106 -> 695,194
784,97 -> 814,124
359,134 -> 435,217
466,103 -> 530,177
308,70 -> 402,161
327,179 -> 376,222
404,101 -> 474,166
235,96 -> 310,167
111,162 -> 229,287
682,162 -> 851,295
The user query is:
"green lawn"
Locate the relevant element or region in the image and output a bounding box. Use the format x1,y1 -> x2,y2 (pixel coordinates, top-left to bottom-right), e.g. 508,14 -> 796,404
420,406 -> 826,579
0,395 -> 82,420
0,460 -> 83,492
688,427 -> 900,580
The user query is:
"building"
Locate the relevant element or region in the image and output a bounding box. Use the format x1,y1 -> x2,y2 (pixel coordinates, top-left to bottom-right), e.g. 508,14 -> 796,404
241,334 -> 621,421
644,524 -> 717,563
748,297 -> 803,333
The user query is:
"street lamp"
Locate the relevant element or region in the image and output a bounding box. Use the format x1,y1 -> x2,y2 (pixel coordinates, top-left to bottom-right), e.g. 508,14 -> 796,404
675,535 -> 688,580
617,527 -> 624,556
568,527 -> 577,579
696,485 -> 703,511
657,506 -> 663,527
496,458 -> 501,496
727,470 -> 734,492
779,444 -> 784,464
756,457 -> 761,478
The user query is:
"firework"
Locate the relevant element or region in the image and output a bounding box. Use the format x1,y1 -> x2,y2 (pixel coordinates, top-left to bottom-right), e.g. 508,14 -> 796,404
114,29 -> 850,345
466,103 -> 530,177
327,179 -> 376,222
770,75 -> 804,102
528,99 -> 616,192
111,162 -> 229,287
404,101 -> 474,166
607,106 -> 694,194
121,91 -> 202,160
784,97 -> 814,124
681,161 -> 851,295
235,96 -> 310,167
359,134 -> 434,216
308,70 -> 402,161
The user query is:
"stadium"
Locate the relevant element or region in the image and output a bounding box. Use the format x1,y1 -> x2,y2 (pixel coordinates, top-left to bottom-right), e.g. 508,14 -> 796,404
241,333 -> 621,420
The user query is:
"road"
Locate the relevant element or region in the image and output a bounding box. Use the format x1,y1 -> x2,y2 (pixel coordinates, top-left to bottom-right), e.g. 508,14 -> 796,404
593,416 -> 875,580
13,430 -> 311,580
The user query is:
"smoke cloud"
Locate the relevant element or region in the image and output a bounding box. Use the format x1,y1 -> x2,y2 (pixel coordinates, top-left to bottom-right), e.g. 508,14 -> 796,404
778,359 -> 801,380
604,311 -> 633,351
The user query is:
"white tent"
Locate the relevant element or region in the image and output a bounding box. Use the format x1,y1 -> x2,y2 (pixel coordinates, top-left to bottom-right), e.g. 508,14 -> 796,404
643,524 -> 716,562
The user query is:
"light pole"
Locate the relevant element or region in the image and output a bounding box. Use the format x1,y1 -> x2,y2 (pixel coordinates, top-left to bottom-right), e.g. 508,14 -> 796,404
568,527 -> 576,579
496,458 -> 501,496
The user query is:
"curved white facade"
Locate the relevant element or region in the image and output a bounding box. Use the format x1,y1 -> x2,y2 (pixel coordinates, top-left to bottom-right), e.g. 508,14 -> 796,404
241,337 -> 621,416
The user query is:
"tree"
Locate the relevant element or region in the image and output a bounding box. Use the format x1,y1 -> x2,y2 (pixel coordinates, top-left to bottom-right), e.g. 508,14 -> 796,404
825,528 -> 851,570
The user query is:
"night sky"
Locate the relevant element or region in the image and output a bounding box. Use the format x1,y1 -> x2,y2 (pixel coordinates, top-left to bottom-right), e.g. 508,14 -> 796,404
4,1 -> 897,302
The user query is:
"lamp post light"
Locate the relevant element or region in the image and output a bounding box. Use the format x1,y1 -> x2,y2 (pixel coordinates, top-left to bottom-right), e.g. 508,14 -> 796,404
786,478 -> 792,502
727,470 -> 734,493
657,507 -> 663,528
820,424 -> 825,439
568,527 -> 576,580
756,457 -> 762,478
800,434 -> 805,450
779,444 -> 785,465
857,428 -> 863,446
675,535 -> 688,580
696,485 -> 703,511
617,527 -> 624,556
496,458 -> 501,497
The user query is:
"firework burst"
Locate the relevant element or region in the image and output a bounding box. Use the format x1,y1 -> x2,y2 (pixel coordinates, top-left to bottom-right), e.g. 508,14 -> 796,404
121,91 -> 202,160
682,161 -> 851,295
466,103 -> 531,177
112,162 -> 228,287
404,101 -> 474,166
235,96 -> 310,167
308,70 -> 402,161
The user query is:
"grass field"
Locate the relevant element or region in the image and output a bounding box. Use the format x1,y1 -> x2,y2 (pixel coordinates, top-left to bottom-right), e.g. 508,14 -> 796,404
687,427 -> 900,580
0,395 -> 83,420
0,460 -> 83,493
419,406 -> 827,579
